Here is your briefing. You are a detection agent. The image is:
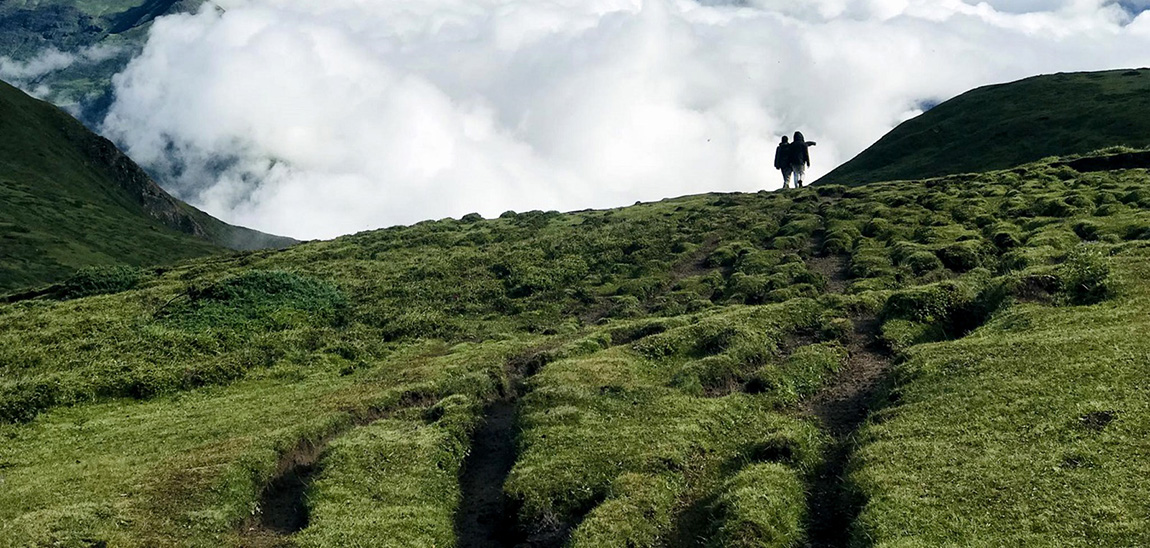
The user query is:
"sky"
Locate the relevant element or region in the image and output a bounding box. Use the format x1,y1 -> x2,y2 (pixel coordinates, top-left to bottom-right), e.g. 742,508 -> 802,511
85,0 -> 1150,239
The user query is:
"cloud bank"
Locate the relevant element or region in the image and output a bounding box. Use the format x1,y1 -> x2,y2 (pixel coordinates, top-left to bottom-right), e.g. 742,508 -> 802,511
1,45 -> 120,98
101,0 -> 1150,239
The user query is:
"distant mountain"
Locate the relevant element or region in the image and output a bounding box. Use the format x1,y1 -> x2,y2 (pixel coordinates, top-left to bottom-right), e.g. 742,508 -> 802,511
817,68 -> 1150,186
0,0 -> 205,122
0,78 -> 294,292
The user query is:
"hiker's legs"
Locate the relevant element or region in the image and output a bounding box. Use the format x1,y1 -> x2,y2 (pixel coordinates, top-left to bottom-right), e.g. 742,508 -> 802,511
793,163 -> 806,187
781,168 -> 793,189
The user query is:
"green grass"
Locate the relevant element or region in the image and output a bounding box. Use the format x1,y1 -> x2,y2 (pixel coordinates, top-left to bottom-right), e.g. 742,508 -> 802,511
709,463 -> 807,548
818,69 -> 1150,186
295,395 -> 482,548
0,337 -> 530,547
852,252 -> 1150,547
505,302 -> 831,546
1,150 -> 1150,546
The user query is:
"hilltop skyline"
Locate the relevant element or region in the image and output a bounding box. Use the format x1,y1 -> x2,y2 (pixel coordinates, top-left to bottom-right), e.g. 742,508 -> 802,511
5,0 -> 1150,238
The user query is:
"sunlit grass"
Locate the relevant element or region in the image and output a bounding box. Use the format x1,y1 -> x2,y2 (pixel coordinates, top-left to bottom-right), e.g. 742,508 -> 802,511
1,156 -> 1149,546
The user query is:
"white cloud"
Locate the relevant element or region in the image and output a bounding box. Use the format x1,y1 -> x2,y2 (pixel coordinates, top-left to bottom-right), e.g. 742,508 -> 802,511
0,45 -> 121,83
0,48 -> 76,82
101,0 -> 1150,239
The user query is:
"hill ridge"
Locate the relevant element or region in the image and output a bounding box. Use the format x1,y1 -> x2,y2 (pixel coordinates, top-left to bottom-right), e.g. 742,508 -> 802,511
817,68 -> 1150,186
0,77 -> 295,292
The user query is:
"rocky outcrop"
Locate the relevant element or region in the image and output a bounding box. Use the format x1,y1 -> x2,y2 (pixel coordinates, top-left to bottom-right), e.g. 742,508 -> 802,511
80,133 -> 214,239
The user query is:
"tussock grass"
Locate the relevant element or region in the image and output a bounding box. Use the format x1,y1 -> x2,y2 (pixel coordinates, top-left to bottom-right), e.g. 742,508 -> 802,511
506,302 -> 833,546
852,254 -> 1150,547
295,395 -> 482,547
2,153 -> 1150,546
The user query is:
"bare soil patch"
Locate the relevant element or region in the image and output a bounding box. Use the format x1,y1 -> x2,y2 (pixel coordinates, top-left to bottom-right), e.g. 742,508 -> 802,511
239,439 -> 326,547
802,316 -> 893,548
454,401 -> 521,548
454,345 -> 571,548
807,253 -> 850,295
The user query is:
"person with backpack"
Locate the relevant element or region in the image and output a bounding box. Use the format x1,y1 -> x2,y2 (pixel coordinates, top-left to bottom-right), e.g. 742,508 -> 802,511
789,131 -> 816,187
774,136 -> 794,189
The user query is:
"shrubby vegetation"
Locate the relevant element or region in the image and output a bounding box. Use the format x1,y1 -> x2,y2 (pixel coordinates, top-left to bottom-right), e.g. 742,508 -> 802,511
52,265 -> 147,300
1,153 -> 1149,547
160,270 -> 349,331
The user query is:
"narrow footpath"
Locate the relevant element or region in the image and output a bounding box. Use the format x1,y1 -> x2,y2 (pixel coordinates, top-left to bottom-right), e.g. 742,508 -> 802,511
239,439 -> 328,547
453,348 -> 570,548
803,252 -> 895,548
454,401 -> 521,548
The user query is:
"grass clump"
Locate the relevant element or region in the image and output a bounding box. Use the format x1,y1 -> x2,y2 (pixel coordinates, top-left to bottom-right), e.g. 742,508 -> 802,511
631,301 -> 823,395
880,319 -> 946,354
989,222 -> 1023,249
52,265 -> 146,300
937,240 -> 992,272
748,343 -> 848,404
849,244 -> 894,280
506,305 -> 828,545
708,463 -> 807,548
780,343 -> 848,399
163,270 -> 348,331
296,396 -> 481,547
568,473 -> 683,547
822,223 -> 860,255
1059,245 -> 1115,305
882,281 -> 978,326
903,250 -> 944,276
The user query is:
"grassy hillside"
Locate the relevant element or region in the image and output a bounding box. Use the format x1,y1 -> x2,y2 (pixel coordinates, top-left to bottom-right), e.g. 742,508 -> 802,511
0,78 -> 295,292
818,69 -> 1150,186
1,150 -> 1148,546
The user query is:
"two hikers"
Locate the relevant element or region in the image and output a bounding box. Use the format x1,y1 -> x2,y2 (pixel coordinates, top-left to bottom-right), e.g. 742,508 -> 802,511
774,131 -> 816,189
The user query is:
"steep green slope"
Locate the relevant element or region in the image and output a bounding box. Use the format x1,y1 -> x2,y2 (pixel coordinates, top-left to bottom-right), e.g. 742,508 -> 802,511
818,69 -> 1150,186
0,78 -> 294,293
1,151 -> 1148,547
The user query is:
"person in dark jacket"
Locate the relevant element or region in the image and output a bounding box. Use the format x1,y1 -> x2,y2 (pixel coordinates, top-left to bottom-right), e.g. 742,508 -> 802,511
774,136 -> 793,189
789,131 -> 816,187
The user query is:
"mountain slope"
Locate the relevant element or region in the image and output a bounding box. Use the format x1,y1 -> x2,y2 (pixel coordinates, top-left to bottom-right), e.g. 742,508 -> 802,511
0,78 -> 294,292
817,69 -> 1150,186
1,149 -> 1148,546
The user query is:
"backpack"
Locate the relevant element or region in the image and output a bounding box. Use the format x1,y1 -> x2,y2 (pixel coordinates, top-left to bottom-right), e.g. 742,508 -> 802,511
774,144 -> 790,170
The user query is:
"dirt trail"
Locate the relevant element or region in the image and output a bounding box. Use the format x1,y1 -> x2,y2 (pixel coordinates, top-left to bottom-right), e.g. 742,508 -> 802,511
807,254 -> 849,295
453,347 -> 570,548
805,317 -> 890,438
454,401 -> 521,548
239,439 -> 327,547
803,314 -> 891,548
801,235 -> 894,547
